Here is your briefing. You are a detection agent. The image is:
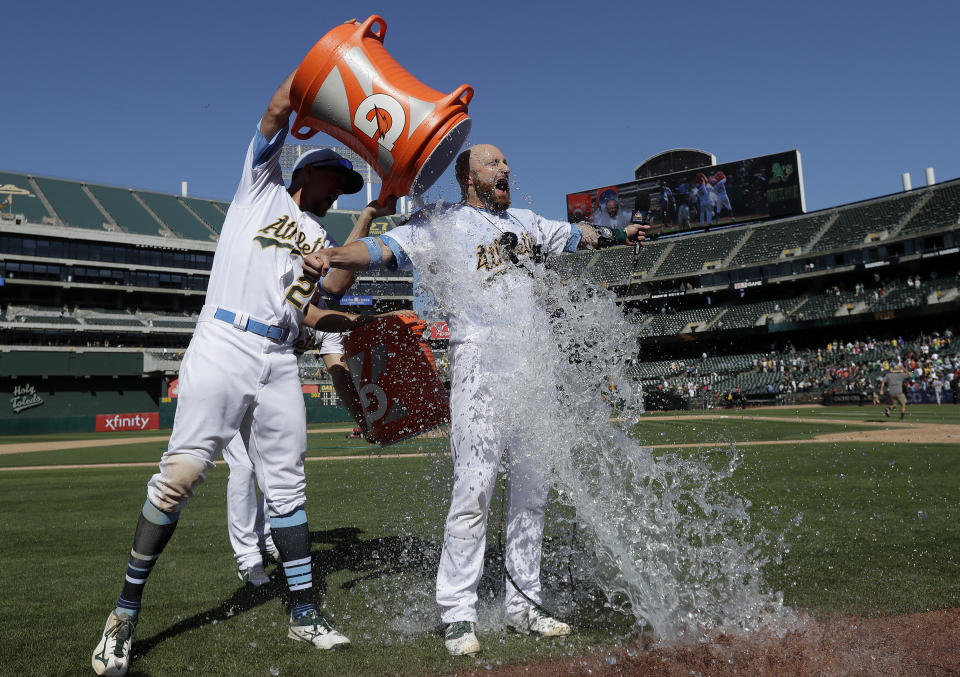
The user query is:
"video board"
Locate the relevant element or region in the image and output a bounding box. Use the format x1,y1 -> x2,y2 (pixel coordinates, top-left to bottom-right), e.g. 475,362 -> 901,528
566,150 -> 805,236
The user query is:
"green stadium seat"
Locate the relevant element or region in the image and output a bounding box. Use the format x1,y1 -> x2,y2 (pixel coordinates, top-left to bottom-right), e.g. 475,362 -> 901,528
32,177 -> 106,231
0,172 -> 52,224
655,230 -> 744,277
86,185 -> 164,237
730,214 -> 831,267
813,193 -> 921,252
900,181 -> 960,235
182,198 -> 227,233
137,191 -> 215,241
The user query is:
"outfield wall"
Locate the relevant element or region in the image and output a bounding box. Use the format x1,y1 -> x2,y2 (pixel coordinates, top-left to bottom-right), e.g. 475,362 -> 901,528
1,376 -> 352,435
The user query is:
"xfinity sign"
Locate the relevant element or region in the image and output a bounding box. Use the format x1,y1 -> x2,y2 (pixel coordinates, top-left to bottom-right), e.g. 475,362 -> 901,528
95,412 -> 159,432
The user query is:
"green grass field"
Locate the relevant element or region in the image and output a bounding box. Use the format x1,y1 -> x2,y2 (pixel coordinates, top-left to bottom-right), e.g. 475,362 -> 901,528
2,405 -> 958,676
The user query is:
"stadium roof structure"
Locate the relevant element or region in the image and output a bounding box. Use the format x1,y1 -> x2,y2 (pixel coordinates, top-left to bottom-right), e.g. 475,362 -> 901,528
0,170 -> 404,249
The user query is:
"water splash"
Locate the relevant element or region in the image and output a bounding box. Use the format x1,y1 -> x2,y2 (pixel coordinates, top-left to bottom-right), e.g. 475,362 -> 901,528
397,201 -> 790,641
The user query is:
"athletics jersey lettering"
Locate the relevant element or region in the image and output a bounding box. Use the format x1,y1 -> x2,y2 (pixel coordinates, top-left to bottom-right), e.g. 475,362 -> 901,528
475,232 -> 536,272
255,215 -> 327,256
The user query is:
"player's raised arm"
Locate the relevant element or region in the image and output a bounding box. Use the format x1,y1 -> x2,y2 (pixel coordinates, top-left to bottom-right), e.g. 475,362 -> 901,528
320,198 -> 399,294
260,69 -> 297,141
342,198 -> 399,245
303,239 -> 396,289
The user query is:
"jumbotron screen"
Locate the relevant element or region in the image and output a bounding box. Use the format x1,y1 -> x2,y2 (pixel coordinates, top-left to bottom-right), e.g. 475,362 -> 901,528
566,150 -> 805,237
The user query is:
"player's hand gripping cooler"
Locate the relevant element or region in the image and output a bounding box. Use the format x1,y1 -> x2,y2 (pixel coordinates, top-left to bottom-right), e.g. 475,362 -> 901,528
289,15 -> 473,205
343,314 -> 450,445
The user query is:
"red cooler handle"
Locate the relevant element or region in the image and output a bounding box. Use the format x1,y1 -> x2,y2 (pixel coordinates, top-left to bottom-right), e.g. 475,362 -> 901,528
291,119 -> 319,140
360,15 -> 387,42
442,84 -> 473,107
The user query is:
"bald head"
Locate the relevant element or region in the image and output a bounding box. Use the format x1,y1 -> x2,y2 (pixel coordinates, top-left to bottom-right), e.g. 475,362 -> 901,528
456,144 -> 511,211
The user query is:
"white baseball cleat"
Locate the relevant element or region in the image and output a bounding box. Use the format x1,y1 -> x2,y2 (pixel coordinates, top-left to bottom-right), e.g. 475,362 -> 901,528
288,610 -> 351,650
238,563 -> 270,587
91,610 -> 137,676
444,621 -> 481,656
504,607 -> 571,637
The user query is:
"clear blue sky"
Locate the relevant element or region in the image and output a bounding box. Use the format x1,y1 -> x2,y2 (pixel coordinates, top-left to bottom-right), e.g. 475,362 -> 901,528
2,1 -> 957,219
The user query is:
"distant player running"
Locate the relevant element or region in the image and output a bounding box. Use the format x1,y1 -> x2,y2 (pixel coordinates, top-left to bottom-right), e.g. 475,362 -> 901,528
880,364 -> 910,421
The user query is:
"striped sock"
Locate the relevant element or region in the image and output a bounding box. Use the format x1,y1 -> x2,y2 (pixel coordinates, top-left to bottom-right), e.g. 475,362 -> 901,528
269,506 -> 315,618
115,500 -> 180,616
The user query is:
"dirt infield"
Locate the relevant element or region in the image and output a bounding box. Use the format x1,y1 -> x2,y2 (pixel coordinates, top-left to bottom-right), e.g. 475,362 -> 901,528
462,608 -> 960,677
0,426 -> 357,455
652,414 -> 960,446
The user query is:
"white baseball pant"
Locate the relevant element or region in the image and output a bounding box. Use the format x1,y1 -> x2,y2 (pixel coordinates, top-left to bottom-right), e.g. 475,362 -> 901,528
147,318 -> 307,517
436,342 -> 551,624
222,330 -> 345,568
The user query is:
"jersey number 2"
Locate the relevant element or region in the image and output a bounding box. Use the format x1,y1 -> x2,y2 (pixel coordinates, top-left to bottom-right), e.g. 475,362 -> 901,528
285,276 -> 316,310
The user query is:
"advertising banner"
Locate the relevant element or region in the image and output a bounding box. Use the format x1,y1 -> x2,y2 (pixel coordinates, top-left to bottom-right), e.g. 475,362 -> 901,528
96,412 -> 160,432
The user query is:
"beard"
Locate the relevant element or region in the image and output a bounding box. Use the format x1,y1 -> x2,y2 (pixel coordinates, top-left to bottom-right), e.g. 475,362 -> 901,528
475,175 -> 511,212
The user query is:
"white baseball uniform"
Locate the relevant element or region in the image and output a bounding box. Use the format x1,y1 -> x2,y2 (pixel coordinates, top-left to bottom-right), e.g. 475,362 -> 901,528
147,124 -> 338,518
695,182 -> 714,225
713,176 -> 732,215
224,326 -> 345,569
371,202 -> 580,623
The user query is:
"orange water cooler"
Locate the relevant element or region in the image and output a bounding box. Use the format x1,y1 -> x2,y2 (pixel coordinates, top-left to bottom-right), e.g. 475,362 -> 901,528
343,315 -> 450,445
290,15 -> 473,204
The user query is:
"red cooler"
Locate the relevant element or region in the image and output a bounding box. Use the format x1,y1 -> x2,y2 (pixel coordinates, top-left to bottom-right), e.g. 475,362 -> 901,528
343,315 -> 449,445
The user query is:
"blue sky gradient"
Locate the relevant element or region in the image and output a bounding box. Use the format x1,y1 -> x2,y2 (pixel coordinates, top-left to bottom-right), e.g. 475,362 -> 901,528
2,1 -> 956,219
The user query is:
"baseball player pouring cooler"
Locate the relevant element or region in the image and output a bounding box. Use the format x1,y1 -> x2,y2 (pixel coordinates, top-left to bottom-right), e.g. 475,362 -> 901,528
302,144 -> 649,656
91,68 -> 397,676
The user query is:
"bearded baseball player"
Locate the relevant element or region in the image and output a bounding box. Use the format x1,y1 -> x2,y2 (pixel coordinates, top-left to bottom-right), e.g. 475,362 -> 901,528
226,325 -> 370,588
91,69 -> 397,676
302,144 -> 648,656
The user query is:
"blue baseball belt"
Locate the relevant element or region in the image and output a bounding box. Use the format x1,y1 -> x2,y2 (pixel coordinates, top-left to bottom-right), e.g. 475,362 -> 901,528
213,307 -> 291,343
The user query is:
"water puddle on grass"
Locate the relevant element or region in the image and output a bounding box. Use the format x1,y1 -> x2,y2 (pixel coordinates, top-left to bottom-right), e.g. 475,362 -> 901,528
370,201 -> 794,643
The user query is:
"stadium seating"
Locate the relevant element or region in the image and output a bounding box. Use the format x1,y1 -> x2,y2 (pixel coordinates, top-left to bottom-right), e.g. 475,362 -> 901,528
646,307 -> 721,335
868,284 -> 925,313
899,181 -> 960,235
145,312 -> 199,329
715,297 -> 802,330
32,177 -> 107,231
812,193 -> 921,252
85,185 -> 164,237
138,191 -> 216,241
729,213 -> 832,267
0,172 -> 53,224
794,291 -> 860,320
82,317 -> 146,327
590,246 -> 637,285
182,197 -> 227,233
654,229 -> 744,277
3,305 -> 80,325
546,250 -> 594,280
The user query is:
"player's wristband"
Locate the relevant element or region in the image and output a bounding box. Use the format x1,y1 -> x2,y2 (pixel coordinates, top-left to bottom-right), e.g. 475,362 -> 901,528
359,237 -> 383,270
596,227 -> 627,248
